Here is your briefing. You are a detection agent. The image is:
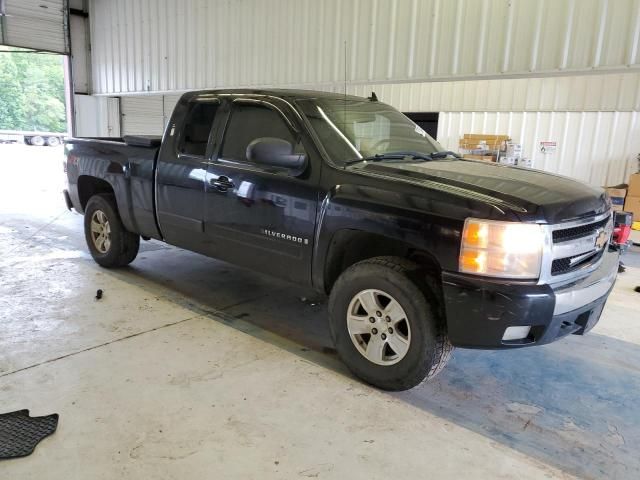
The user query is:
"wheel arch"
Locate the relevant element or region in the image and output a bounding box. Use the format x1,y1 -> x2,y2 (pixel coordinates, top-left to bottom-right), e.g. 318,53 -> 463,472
322,229 -> 442,294
77,175 -> 115,213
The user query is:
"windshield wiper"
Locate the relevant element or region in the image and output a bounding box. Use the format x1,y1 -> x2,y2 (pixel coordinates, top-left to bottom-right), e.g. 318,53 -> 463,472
430,150 -> 461,159
344,152 -> 435,166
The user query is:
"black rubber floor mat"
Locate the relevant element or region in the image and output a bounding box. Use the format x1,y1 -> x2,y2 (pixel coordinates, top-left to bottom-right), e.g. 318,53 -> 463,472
0,410 -> 58,460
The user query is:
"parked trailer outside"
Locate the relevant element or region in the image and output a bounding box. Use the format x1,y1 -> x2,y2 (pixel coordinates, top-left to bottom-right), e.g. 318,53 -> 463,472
0,130 -> 67,146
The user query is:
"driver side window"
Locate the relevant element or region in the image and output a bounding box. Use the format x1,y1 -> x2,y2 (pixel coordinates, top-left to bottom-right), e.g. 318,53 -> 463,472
220,103 -> 297,163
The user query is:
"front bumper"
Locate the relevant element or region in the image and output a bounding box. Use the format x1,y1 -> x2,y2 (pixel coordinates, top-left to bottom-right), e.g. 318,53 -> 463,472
442,247 -> 619,349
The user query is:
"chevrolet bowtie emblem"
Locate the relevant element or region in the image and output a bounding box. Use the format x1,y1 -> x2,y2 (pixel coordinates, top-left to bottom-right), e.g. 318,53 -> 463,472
594,229 -> 608,249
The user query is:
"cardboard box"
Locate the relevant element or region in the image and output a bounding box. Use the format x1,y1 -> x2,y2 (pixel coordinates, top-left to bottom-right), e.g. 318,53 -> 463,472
463,154 -> 496,162
628,173 -> 640,196
459,134 -> 509,151
606,187 -> 627,211
624,195 -> 640,219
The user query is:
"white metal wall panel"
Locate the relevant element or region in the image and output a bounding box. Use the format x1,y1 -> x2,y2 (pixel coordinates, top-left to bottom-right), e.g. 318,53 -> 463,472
436,111 -> 639,187
74,94 -> 120,137
345,73 -> 640,112
163,94 -> 181,120
70,14 -> 89,93
120,94 -> 181,135
1,0 -> 68,54
89,0 -> 640,95
120,96 -> 165,136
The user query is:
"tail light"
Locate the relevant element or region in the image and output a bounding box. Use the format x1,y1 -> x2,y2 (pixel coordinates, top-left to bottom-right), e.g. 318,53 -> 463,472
64,153 -> 79,173
612,211 -> 633,246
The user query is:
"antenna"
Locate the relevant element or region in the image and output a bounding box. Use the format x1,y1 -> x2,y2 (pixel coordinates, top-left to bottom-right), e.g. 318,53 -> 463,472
344,40 -> 347,97
343,40 -> 347,129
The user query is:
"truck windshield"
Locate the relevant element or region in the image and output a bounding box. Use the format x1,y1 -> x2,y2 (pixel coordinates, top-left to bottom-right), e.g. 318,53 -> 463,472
297,97 -> 444,166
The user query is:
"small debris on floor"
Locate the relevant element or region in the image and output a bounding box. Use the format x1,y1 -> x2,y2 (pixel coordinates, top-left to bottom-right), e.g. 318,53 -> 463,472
299,296 -> 322,306
634,286 -> 640,293
95,289 -> 103,300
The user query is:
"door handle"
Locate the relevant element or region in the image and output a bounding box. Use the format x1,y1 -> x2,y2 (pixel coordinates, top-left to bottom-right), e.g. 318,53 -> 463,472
210,176 -> 235,192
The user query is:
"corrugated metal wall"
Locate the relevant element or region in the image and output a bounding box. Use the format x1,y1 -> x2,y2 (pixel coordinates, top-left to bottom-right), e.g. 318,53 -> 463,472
120,96 -> 166,136
74,95 -> 120,137
70,13 -> 89,93
437,111 -> 639,187
120,71 -> 640,114
343,72 -> 640,113
0,0 -> 69,54
119,94 -> 178,136
89,0 -> 640,95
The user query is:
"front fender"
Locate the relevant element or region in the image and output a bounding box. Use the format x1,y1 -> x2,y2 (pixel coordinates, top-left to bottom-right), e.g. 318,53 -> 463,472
311,184 -> 464,291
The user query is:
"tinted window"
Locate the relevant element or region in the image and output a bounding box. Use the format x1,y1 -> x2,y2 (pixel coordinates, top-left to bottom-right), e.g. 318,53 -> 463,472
180,100 -> 219,156
221,103 -> 296,162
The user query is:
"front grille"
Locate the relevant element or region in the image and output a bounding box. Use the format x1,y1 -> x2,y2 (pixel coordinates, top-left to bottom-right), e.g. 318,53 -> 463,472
547,213 -> 612,278
551,258 -> 571,275
551,250 -> 602,275
552,217 -> 609,243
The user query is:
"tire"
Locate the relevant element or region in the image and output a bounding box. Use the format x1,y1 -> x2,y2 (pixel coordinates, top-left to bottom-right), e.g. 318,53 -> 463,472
30,135 -> 45,146
84,194 -> 140,268
46,136 -> 61,147
328,256 -> 453,391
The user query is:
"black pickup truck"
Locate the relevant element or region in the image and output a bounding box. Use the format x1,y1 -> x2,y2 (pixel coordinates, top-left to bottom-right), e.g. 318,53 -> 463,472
64,89 -> 619,390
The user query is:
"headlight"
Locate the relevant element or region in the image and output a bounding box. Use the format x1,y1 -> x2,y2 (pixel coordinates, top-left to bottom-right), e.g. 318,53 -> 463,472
459,219 -> 543,279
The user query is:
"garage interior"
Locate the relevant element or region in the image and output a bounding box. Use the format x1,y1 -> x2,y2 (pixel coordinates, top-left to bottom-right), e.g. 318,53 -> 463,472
2,0 -> 640,478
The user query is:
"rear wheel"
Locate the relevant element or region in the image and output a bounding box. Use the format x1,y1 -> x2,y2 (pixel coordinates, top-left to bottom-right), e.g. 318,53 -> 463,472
46,136 -> 61,147
84,194 -> 140,267
329,256 -> 453,391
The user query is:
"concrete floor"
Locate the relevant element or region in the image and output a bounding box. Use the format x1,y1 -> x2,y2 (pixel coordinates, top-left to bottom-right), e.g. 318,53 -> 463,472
1,143 -> 640,479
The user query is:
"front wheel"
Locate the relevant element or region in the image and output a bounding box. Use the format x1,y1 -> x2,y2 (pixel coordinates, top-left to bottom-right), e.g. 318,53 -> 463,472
84,194 -> 140,267
329,257 -> 453,391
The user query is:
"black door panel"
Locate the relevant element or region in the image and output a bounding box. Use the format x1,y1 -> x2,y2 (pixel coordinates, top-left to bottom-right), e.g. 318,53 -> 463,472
156,97 -> 221,252
204,98 -> 320,285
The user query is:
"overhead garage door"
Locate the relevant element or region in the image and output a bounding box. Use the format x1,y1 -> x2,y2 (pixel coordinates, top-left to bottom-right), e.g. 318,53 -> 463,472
0,0 -> 69,54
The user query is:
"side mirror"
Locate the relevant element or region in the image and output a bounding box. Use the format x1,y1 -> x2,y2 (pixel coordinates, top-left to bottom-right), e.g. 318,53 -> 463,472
246,137 -> 307,171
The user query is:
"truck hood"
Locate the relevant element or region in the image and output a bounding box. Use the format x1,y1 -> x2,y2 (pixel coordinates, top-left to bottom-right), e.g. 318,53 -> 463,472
357,159 -> 609,223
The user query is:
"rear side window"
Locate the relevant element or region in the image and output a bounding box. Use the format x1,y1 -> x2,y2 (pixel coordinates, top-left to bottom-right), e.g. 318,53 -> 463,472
220,103 -> 296,162
179,100 -> 219,156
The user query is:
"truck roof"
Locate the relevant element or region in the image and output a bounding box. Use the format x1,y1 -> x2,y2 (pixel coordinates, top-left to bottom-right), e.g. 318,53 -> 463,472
182,88 -> 369,103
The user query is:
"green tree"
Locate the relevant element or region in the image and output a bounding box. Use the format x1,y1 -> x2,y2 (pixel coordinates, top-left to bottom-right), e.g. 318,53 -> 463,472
0,47 -> 66,132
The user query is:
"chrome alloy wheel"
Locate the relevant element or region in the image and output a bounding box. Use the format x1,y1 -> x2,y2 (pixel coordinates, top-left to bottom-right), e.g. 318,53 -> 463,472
346,289 -> 411,366
90,210 -> 112,253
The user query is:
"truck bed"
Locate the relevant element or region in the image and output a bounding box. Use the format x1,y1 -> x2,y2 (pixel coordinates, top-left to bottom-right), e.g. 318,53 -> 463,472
65,135 -> 162,147
64,136 -> 162,240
